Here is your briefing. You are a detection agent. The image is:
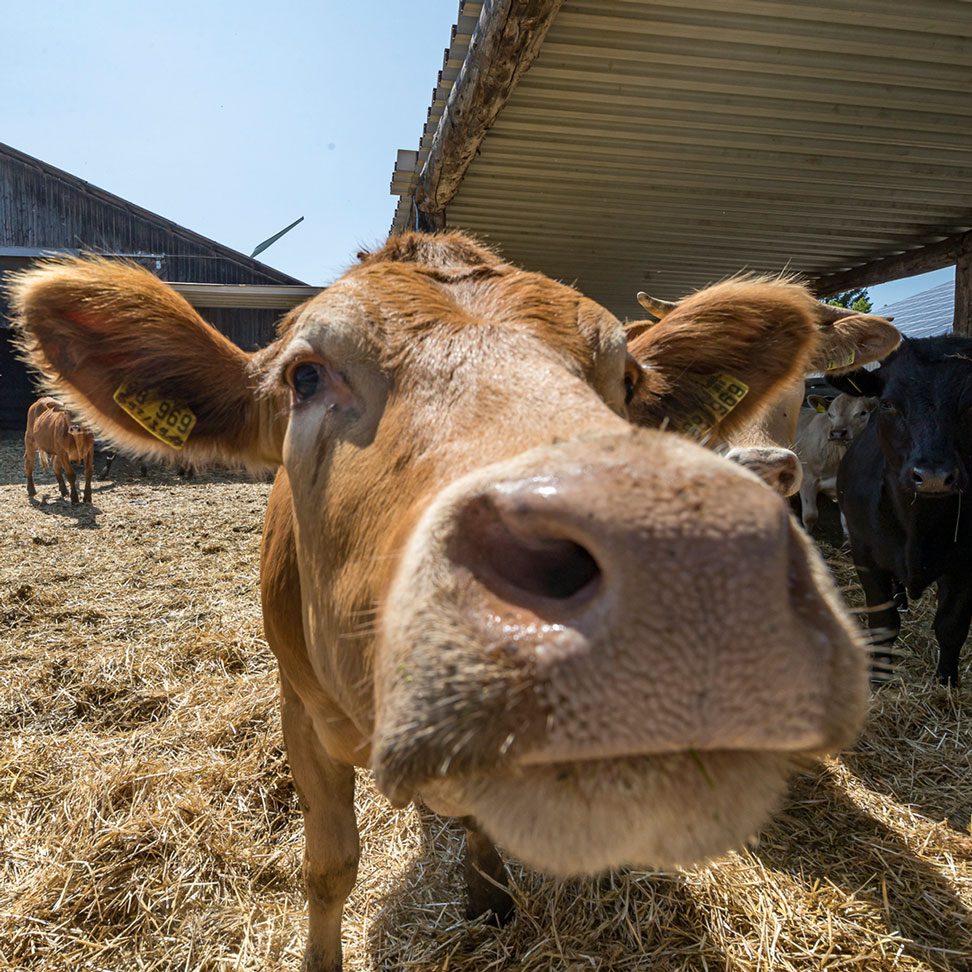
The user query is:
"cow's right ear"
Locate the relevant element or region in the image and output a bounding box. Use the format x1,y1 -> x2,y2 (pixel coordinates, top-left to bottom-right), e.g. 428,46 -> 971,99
9,257 -> 285,468
828,368 -> 885,398
626,277 -> 819,441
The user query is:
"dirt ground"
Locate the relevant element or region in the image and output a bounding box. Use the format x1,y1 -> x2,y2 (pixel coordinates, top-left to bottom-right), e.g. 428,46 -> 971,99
1,431 -> 970,971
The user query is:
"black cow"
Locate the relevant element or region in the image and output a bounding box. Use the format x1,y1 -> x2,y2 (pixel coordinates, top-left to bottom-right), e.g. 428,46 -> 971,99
833,335 -> 972,685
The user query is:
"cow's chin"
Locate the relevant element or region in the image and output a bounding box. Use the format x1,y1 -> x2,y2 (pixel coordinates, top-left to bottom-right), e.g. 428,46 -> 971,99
423,751 -> 793,876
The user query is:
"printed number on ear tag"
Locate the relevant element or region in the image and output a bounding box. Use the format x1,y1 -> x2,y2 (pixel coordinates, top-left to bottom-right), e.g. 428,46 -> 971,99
677,374 -> 749,441
826,349 -> 857,371
113,381 -> 197,449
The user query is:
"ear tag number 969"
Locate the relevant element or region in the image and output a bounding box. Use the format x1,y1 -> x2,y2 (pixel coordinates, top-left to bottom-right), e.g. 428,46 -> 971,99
678,373 -> 749,441
113,381 -> 197,449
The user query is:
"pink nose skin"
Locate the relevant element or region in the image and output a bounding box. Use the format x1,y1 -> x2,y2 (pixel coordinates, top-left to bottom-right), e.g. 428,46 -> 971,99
374,430 -> 868,801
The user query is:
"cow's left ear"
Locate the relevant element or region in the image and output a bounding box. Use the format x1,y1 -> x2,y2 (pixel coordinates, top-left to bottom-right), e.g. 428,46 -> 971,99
627,277 -> 819,441
812,313 -> 900,375
807,395 -> 830,413
828,368 -> 885,399
9,257 -> 286,468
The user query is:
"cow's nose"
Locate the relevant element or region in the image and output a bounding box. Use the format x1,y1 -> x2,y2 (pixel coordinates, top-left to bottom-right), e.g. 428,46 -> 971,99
829,428 -> 848,441
450,484 -> 602,611
910,465 -> 959,494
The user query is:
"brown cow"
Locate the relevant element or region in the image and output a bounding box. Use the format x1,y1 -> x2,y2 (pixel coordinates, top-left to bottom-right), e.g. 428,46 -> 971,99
10,236 -> 868,972
24,396 -> 94,504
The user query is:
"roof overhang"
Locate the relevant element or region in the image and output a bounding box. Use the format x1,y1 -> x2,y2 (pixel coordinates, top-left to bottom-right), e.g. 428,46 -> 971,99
0,250 -> 319,310
391,1 -> 972,321
168,282 -> 321,309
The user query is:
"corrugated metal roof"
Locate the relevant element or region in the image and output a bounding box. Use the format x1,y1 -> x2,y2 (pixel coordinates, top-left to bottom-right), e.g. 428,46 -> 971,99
392,0 -> 972,321
876,281 -> 954,339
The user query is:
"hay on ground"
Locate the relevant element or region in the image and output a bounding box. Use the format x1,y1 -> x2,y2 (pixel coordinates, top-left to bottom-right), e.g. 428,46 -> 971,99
1,434 -> 970,971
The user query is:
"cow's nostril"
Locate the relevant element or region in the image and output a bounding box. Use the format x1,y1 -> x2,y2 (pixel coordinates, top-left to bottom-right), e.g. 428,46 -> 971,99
487,531 -> 599,601
453,495 -> 601,605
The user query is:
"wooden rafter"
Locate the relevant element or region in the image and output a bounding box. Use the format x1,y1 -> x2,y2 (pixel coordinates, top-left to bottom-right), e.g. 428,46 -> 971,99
812,229 -> 972,297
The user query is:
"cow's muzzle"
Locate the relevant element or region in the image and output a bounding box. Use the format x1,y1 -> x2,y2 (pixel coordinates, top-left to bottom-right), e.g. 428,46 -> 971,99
372,429 -> 869,805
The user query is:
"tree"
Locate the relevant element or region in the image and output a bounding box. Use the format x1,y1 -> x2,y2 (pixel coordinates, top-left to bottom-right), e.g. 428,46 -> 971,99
824,288 -> 872,313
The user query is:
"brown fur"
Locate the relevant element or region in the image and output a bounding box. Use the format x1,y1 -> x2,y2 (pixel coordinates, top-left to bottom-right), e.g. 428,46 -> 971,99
8,233 -> 869,971
626,283 -> 899,451
808,311 -> 901,376
627,276 -> 821,442
10,259 -> 283,467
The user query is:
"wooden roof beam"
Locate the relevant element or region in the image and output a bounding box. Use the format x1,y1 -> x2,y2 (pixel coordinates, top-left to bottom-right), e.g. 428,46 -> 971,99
812,229 -> 972,296
413,0 -> 565,230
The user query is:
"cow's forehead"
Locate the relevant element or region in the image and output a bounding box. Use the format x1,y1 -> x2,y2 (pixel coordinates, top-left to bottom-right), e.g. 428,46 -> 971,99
884,349 -> 972,404
278,243 -> 624,377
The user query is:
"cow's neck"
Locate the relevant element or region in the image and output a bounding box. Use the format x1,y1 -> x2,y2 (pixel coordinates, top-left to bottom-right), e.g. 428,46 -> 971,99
887,478 -> 968,592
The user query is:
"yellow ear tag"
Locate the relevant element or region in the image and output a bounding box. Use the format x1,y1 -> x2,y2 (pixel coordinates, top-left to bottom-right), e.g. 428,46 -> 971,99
826,349 -> 856,371
815,402 -> 827,413
676,373 -> 749,441
113,381 -> 197,450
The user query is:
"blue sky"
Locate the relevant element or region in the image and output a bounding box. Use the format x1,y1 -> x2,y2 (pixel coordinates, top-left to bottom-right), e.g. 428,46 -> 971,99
2,0 -> 952,308
3,0 -> 457,285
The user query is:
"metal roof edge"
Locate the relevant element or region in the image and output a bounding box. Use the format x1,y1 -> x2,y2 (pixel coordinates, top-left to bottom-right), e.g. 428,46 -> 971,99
390,1 -> 483,233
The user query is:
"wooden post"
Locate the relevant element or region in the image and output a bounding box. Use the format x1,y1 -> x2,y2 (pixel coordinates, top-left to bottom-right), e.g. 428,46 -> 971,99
954,255 -> 972,336
813,229 -> 972,297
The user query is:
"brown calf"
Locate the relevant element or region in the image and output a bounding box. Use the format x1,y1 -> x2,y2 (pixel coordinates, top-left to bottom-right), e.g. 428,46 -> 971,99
24,396 -> 93,504
10,236 -> 868,971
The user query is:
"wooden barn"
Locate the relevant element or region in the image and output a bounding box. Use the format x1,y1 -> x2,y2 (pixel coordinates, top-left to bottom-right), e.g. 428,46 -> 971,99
0,142 -> 318,429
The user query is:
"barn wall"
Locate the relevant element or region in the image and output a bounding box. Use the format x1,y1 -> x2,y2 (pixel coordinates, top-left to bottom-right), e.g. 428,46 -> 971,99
0,149 -> 297,286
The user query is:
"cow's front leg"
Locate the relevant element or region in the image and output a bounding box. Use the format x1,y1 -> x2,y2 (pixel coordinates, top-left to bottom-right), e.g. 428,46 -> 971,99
799,476 -> 820,534
52,456 -> 69,497
280,677 -> 359,972
461,817 -> 514,924
933,574 -> 972,686
60,456 -> 80,505
853,552 -> 900,682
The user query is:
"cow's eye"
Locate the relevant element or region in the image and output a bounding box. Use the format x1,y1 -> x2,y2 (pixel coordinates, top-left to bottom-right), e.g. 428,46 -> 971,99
624,360 -> 641,405
290,362 -> 323,401
880,399 -> 897,414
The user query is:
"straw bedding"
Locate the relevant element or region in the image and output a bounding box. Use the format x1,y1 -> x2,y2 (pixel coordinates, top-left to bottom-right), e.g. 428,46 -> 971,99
1,432 -> 970,971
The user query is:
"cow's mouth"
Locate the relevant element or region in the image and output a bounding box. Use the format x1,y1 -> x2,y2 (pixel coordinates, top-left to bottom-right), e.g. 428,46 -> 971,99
422,749 -> 794,875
